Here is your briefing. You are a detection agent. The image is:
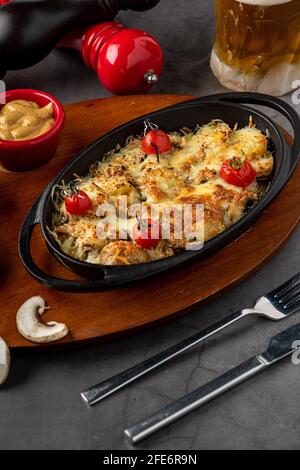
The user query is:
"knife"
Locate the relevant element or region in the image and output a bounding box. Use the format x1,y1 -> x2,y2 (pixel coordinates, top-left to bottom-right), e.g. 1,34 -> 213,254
124,323 -> 300,445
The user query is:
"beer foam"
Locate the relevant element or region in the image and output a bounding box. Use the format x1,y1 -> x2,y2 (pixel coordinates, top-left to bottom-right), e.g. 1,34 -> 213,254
236,0 -> 292,5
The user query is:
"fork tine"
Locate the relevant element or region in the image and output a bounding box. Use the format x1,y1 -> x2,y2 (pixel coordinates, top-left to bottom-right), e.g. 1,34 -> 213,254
273,272 -> 300,299
285,301 -> 300,317
283,293 -> 300,309
278,284 -> 300,303
284,296 -> 300,312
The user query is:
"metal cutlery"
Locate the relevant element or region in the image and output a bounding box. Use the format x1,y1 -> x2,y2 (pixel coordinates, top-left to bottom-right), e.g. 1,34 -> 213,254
81,272 -> 300,406
124,322 -> 300,444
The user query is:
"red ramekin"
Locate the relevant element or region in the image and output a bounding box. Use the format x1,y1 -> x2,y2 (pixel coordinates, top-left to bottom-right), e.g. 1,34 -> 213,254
0,89 -> 65,172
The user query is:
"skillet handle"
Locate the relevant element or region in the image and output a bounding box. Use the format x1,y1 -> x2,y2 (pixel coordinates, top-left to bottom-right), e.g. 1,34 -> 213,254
18,196 -> 115,292
172,92 -> 300,174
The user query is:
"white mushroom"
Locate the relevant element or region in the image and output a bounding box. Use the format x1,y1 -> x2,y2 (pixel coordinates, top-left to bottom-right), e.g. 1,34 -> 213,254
16,296 -> 69,344
0,337 -> 10,385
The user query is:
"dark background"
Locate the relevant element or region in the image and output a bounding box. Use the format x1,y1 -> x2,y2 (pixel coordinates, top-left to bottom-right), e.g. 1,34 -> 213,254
1,0 -> 300,450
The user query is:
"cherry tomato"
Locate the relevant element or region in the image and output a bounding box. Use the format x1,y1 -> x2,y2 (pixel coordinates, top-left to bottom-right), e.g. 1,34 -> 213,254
220,158 -> 256,188
65,190 -> 92,216
133,219 -> 161,249
141,130 -> 172,155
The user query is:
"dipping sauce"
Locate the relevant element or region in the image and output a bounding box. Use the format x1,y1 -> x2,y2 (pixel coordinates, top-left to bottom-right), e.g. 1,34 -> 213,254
0,100 -> 55,141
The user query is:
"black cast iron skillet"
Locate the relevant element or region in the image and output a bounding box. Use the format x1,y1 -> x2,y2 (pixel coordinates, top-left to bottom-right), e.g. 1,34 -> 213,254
19,92 -> 300,292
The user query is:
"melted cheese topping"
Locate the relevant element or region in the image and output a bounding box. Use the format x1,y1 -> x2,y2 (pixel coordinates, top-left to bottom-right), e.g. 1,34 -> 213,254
51,120 -> 274,265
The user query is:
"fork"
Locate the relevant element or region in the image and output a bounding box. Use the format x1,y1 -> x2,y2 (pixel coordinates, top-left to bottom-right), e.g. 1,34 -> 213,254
81,272 -> 300,406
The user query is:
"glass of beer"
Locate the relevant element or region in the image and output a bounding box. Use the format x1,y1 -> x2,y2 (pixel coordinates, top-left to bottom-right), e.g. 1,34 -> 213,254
211,0 -> 300,96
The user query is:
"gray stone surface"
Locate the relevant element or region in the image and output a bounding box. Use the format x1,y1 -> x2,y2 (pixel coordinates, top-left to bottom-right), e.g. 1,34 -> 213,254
1,0 -> 300,450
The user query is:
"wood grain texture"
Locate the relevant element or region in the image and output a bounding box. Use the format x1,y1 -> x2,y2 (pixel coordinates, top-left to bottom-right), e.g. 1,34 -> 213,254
0,94 -> 299,349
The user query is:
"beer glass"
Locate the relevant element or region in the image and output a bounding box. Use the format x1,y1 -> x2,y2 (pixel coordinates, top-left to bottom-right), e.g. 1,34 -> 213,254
211,0 -> 300,96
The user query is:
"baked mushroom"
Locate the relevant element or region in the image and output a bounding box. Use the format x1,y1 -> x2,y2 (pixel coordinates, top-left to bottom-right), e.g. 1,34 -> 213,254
16,296 -> 68,344
0,337 -> 10,385
99,241 -> 151,265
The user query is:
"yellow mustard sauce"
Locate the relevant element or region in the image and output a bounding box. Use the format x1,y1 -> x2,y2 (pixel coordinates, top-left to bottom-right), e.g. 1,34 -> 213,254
0,99 -> 55,141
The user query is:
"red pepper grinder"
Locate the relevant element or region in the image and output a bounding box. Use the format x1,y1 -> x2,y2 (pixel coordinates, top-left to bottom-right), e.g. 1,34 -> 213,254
60,22 -> 163,95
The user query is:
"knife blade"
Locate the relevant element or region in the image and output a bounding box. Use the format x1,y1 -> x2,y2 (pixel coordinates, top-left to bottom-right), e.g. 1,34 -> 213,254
124,323 -> 300,445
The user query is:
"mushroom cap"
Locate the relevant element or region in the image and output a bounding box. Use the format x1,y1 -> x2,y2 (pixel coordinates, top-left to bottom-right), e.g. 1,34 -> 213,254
0,337 -> 10,385
16,296 -> 69,344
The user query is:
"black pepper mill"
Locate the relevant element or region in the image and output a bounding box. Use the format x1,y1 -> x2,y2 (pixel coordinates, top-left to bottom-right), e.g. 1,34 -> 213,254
0,0 -> 160,76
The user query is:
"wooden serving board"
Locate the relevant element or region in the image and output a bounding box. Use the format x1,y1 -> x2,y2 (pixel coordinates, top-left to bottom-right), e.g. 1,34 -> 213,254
0,94 -> 299,349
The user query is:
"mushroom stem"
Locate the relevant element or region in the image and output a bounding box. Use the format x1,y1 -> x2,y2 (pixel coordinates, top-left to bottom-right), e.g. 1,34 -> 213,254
0,337 -> 10,385
16,296 -> 69,344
